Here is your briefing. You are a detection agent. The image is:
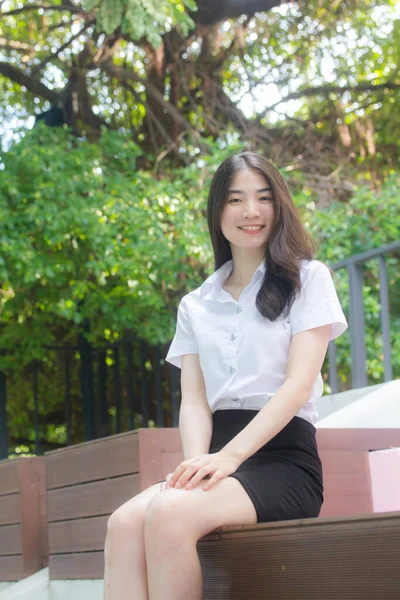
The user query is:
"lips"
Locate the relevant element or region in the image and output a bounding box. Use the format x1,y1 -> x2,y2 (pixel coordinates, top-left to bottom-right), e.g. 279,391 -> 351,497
239,226 -> 265,231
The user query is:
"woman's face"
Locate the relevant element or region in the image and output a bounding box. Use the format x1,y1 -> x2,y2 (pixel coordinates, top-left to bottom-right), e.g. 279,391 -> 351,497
220,168 -> 275,251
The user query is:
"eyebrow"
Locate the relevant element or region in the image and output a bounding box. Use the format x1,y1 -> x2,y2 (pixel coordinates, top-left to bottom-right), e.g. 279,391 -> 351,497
228,187 -> 273,194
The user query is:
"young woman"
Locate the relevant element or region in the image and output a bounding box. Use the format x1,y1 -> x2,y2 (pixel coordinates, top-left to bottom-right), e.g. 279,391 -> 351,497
104,152 -> 348,600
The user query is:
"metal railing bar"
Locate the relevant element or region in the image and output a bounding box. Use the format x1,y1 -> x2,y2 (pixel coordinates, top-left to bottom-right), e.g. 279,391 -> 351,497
378,255 -> 393,382
331,241 -> 400,270
348,262 -> 367,388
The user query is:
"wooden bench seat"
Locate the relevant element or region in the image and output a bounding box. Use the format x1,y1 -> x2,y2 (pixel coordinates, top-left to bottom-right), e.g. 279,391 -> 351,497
199,511 -> 400,599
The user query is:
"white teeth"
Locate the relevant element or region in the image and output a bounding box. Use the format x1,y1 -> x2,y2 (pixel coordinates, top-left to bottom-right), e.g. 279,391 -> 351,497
240,226 -> 263,231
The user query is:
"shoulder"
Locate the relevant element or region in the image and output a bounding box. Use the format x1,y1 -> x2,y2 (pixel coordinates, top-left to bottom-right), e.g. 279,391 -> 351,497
178,286 -> 203,312
299,259 -> 331,282
295,260 -> 334,300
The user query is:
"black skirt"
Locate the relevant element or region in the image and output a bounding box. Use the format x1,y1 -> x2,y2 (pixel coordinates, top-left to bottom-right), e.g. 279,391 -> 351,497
209,409 -> 324,523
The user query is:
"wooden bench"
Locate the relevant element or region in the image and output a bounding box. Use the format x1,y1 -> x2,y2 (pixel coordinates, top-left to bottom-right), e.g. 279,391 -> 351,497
44,428 -> 181,579
199,511 -> 400,599
0,457 -> 47,581
43,427 -> 400,580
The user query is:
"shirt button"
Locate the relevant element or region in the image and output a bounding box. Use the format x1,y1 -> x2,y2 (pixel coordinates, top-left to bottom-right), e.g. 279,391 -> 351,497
230,332 -> 237,341
228,365 -> 236,374
236,305 -> 242,313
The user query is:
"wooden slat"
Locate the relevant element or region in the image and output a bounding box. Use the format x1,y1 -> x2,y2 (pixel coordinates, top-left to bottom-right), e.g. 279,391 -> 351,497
138,428 -> 182,491
47,474 -> 140,522
49,551 -> 104,580
46,432 -> 139,489
0,524 -> 21,555
0,493 -> 20,526
317,428 -> 400,451
49,516 -> 107,553
0,460 -> 20,495
198,512 -> 400,599
0,556 -> 23,583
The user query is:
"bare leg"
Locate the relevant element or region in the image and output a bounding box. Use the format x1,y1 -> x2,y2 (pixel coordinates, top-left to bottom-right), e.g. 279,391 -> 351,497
104,482 -> 165,600
144,477 -> 257,600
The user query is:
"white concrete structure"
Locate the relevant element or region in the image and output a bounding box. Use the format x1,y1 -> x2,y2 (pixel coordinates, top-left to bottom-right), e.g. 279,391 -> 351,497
0,570 -> 104,600
316,379 -> 400,428
0,569 -> 49,600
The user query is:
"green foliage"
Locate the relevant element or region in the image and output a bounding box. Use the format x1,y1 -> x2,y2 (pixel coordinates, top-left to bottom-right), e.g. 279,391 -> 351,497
83,0 -> 196,43
0,125 -> 244,368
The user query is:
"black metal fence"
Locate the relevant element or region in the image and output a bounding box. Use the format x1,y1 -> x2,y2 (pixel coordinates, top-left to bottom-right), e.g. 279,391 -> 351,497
0,337 -> 180,459
328,241 -> 400,393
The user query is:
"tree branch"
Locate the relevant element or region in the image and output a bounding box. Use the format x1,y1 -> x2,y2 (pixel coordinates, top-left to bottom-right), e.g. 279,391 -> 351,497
31,21 -> 93,76
121,79 -> 190,164
0,38 -> 35,53
0,62 -> 58,102
101,61 -> 204,143
256,81 -> 400,121
2,3 -> 85,17
193,0 -> 283,25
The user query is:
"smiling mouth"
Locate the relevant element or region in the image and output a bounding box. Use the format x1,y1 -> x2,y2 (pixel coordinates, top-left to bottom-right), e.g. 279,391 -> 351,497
239,225 -> 265,231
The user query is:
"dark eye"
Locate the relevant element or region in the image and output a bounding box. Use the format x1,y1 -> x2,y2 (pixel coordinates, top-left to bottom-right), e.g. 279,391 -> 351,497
259,196 -> 273,201
228,198 -> 241,203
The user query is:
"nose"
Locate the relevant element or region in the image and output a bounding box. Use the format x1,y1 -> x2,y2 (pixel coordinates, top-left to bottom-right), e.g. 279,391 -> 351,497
242,199 -> 261,219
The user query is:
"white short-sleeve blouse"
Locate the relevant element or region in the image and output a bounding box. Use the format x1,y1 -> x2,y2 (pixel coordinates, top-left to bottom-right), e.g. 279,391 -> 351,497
165,258 -> 348,425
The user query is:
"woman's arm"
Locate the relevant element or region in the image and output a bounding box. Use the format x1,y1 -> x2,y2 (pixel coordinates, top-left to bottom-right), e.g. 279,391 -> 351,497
179,354 -> 213,460
220,324 -> 331,464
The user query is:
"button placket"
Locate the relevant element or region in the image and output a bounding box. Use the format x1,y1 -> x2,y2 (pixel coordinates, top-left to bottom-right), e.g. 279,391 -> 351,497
228,303 -> 242,378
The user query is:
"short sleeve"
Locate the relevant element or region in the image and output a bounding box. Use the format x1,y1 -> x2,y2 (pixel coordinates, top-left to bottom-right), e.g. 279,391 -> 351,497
289,261 -> 348,341
165,296 -> 199,369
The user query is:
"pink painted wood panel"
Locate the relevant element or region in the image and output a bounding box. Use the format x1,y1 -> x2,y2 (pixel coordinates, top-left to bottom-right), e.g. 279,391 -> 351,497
369,448 -> 400,512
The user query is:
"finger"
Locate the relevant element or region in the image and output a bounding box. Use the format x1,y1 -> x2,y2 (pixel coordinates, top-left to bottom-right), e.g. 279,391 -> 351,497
203,470 -> 224,491
174,465 -> 198,489
168,463 -> 189,487
184,466 -> 211,490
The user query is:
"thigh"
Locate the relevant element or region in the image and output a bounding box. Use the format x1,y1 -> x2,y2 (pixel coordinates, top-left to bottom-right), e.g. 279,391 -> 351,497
145,476 -> 257,540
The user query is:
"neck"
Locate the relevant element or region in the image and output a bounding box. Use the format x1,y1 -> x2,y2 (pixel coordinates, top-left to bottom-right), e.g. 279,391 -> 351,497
228,250 -> 265,286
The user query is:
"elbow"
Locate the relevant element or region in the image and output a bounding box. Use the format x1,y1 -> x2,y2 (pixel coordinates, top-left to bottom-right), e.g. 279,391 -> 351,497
285,377 -> 314,406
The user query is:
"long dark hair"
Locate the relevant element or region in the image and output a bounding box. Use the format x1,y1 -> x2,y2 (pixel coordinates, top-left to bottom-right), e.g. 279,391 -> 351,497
207,152 -> 317,320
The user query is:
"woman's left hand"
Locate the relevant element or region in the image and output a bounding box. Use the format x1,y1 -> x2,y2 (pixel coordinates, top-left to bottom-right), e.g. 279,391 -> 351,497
167,452 -> 241,491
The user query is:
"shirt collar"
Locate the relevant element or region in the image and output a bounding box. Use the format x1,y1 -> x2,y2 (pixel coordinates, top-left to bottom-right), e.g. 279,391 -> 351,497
200,258 -> 266,301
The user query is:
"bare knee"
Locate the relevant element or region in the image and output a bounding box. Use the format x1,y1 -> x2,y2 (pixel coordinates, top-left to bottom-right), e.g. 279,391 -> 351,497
145,491 -> 197,543
106,499 -> 147,548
